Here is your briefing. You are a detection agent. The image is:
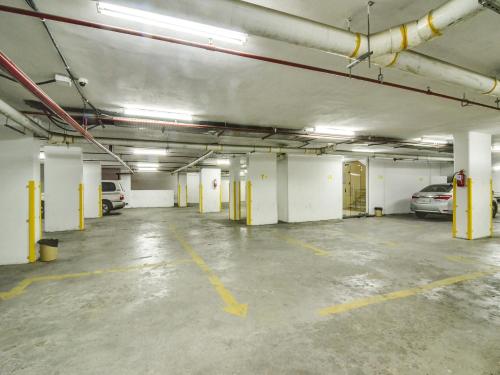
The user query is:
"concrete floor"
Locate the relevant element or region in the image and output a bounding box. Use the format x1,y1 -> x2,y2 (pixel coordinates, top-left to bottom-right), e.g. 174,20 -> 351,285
1,208 -> 499,374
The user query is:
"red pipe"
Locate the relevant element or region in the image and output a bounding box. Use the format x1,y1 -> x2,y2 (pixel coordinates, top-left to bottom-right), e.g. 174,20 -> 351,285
0,5 -> 498,112
0,50 -> 133,172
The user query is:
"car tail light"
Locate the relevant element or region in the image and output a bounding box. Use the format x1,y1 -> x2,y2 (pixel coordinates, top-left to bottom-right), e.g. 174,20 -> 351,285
434,195 -> 452,200
120,194 -> 124,201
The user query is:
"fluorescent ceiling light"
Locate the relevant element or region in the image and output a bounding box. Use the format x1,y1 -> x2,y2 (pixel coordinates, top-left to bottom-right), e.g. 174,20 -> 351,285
133,148 -> 167,156
240,170 -> 247,176
137,162 -> 160,168
314,127 -> 355,137
420,136 -> 452,145
137,167 -> 159,172
493,164 -> 500,171
492,145 -> 500,152
217,159 -> 230,166
124,108 -> 193,122
352,147 -> 388,153
97,2 -> 248,45
39,151 -> 45,160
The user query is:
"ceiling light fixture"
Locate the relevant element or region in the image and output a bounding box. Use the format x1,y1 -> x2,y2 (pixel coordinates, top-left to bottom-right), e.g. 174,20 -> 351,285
39,151 -> 45,160
137,167 -> 159,172
420,136 -> 452,145
217,159 -> 230,166
352,147 -> 389,153
133,148 -> 167,156
96,2 -> 248,45
492,145 -> 500,152
493,164 -> 500,171
313,127 -> 356,137
124,108 -> 193,122
137,162 -> 160,168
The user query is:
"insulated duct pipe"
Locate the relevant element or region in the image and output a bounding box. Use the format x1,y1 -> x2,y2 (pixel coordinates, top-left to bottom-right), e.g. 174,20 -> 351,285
0,50 -> 133,173
0,4 -> 498,97
58,135 -> 323,155
0,97 -> 49,138
171,151 -> 214,174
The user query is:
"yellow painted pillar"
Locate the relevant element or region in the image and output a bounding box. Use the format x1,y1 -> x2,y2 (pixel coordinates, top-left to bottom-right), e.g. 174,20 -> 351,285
452,178 -> 457,238
39,181 -> 43,240
27,180 -> 36,263
490,179 -> 493,237
98,185 -> 103,217
185,185 -> 188,206
220,183 -> 223,211
178,183 -> 181,207
79,183 -> 85,230
199,184 -> 203,213
467,178 -> 472,240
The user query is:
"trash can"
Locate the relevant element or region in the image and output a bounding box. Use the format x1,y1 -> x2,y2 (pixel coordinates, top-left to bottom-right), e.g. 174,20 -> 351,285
38,239 -> 59,262
374,207 -> 384,217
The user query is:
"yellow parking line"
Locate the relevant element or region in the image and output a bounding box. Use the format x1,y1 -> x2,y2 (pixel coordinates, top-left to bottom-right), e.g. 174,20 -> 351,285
169,225 -> 248,317
319,269 -> 499,316
275,233 -> 329,256
0,259 -> 192,301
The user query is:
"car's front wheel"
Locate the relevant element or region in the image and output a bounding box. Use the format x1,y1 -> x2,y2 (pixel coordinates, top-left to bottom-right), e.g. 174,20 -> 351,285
493,201 -> 498,218
102,200 -> 112,216
415,212 -> 427,219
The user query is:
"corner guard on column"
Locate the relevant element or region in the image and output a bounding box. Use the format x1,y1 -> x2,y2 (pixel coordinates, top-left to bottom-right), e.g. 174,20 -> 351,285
98,185 -> 103,217
199,184 -> 203,214
27,180 -> 36,263
79,183 -> 84,231
39,181 -> 43,240
467,178 -> 472,240
490,178 -> 493,237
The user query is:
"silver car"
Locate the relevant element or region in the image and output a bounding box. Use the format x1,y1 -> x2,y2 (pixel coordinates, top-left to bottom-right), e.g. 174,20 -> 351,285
411,184 -> 497,219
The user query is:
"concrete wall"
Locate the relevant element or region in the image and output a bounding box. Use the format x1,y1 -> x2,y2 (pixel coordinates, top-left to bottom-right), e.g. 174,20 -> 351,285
247,153 -> 277,225
129,190 -> 174,208
44,146 -> 83,232
132,172 -> 177,191
278,155 -> 343,223
199,168 -> 221,213
0,136 -> 41,265
83,162 -> 101,218
187,172 -> 200,204
120,174 -> 132,208
368,159 -> 453,215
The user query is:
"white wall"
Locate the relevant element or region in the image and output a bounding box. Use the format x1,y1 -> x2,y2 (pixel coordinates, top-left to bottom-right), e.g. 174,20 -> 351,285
187,172 -> 200,204
199,168 -> 221,213
247,153 -> 277,225
221,178 -> 230,203
83,162 -> 101,218
44,146 -> 83,232
278,155 -> 343,222
129,190 -> 174,208
0,136 -> 41,265
368,159 -> 453,215
178,173 -> 188,207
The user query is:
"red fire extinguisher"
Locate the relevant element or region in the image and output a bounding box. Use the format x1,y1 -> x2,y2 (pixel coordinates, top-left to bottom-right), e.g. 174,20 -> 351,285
456,170 -> 466,187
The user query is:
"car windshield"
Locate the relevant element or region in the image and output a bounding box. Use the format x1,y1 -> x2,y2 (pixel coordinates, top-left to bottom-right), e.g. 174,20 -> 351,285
420,184 -> 452,193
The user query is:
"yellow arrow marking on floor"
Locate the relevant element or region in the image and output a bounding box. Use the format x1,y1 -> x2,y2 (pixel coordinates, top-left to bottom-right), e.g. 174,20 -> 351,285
169,226 -> 248,317
275,233 -> 329,256
0,259 -> 192,301
319,269 -> 500,316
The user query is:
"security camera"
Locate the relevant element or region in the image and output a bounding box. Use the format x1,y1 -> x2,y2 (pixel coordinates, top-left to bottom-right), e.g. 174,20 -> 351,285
78,78 -> 89,87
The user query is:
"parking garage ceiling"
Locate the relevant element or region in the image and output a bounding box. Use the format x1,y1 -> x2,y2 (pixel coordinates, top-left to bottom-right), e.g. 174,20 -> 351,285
0,0 -> 499,171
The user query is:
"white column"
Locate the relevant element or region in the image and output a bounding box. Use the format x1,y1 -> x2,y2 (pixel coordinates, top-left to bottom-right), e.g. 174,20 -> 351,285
44,146 -> 83,232
278,155 -> 343,223
0,136 -> 41,265
178,173 -> 188,207
454,132 -> 492,240
199,168 -> 221,213
229,156 -> 241,220
246,153 -> 278,225
187,172 -> 200,204
83,162 -> 101,219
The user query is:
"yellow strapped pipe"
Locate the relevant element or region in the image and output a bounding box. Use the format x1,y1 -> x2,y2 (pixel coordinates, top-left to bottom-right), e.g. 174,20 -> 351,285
27,180 -> 36,263
246,181 -> 252,226
452,178 -> 457,238
467,178 -> 472,240
39,181 -> 43,240
79,183 -> 84,231
178,183 -> 181,207
98,185 -> 103,217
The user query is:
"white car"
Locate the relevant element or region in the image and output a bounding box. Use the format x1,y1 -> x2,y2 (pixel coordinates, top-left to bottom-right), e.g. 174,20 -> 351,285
101,180 -> 127,215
